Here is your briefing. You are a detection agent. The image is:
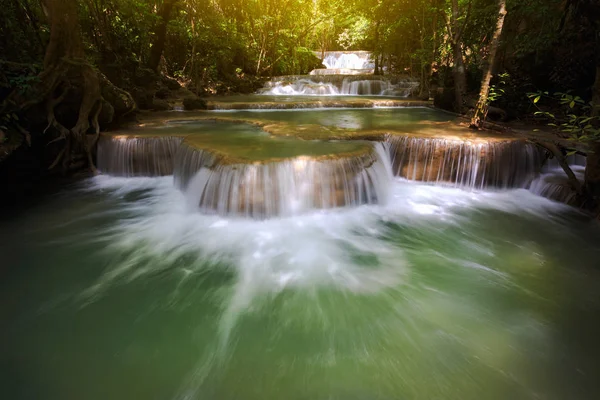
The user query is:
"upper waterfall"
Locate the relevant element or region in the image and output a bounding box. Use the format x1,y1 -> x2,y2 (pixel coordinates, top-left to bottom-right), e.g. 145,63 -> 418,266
256,50 -> 419,97
316,51 -> 375,70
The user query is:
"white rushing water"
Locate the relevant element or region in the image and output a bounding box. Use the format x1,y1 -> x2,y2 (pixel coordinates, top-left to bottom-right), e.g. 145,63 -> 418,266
67,170 -> 591,400
319,51 -> 375,70
259,78 -> 418,97
528,154 -> 586,204
174,143 -> 393,218
387,136 -> 543,189
98,130 -> 585,215
83,172 -> 569,302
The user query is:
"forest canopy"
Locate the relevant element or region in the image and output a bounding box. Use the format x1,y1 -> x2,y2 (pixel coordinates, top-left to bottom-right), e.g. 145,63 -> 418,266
2,0 -> 596,95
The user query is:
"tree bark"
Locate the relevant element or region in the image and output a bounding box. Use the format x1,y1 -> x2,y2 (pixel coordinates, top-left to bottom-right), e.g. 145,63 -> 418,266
373,20 -> 381,75
452,44 -> 466,111
470,0 -> 507,128
40,0 -> 103,172
147,0 -> 178,72
534,141 -> 584,195
449,0 -> 470,113
585,65 -> 600,202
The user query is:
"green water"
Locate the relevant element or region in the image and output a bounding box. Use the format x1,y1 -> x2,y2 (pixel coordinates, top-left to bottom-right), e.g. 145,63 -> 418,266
213,107 -> 453,130
1,176 -> 600,400
117,120 -> 371,162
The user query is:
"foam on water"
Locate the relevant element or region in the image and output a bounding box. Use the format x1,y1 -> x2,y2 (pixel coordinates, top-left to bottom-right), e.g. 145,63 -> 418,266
3,166 -> 596,400
82,173 -> 569,303
259,78 -> 417,97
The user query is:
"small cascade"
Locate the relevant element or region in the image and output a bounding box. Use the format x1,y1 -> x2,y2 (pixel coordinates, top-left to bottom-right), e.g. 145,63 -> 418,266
260,78 -> 340,96
318,51 -> 375,70
528,154 -> 586,205
341,79 -> 393,95
97,135 -> 183,176
529,166 -> 584,205
174,143 -> 393,218
259,75 -> 419,97
387,136 -> 543,189
310,68 -> 374,76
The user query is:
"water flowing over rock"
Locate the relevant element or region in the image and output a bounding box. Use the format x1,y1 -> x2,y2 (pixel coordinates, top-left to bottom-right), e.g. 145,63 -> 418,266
98,113 -> 586,217
174,143 -> 393,218
316,51 -> 375,70
97,135 -> 183,176
258,75 -> 419,97
528,154 -> 586,204
387,136 -> 543,189
310,68 -> 374,75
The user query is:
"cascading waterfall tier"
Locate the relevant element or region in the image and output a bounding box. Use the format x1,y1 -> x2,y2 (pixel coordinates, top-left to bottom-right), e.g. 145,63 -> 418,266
528,154 -> 586,205
315,51 -> 375,70
387,136 -> 543,189
97,115 -> 577,216
97,135 -> 183,176
259,75 -> 419,97
174,143 -> 393,219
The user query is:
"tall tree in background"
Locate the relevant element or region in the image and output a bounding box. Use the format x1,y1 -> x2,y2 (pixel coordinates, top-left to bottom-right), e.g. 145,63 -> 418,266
148,0 -> 180,72
470,0 -> 506,128
445,0 -> 471,112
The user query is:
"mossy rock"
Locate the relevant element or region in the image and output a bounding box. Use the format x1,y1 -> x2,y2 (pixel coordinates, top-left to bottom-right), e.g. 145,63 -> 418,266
183,96 -> 208,110
151,98 -> 171,111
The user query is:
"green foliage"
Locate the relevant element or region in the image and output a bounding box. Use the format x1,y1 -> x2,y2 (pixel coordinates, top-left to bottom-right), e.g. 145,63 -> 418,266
528,91 -> 600,143
488,73 -> 509,104
0,0 -> 595,103
337,17 -> 370,50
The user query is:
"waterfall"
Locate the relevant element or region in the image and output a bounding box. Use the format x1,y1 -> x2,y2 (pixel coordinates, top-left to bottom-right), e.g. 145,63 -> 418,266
340,79 -> 392,95
387,136 -> 543,189
260,78 -> 340,96
310,68 -> 373,76
528,154 -> 586,204
259,76 -> 419,97
319,51 -> 375,70
97,127 -> 580,216
97,135 -> 183,176
174,143 -> 393,219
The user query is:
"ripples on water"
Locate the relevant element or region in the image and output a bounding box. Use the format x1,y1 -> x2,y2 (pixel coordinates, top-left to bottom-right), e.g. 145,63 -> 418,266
1,175 -> 600,400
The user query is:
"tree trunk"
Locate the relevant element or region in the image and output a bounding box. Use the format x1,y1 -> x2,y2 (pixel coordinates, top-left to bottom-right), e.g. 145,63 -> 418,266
585,142 -> 600,201
593,65 -> 600,117
147,0 -> 178,72
450,0 -> 469,113
40,0 -> 103,172
585,65 -> 600,203
470,0 -> 507,128
373,20 -> 381,75
452,43 -> 466,112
